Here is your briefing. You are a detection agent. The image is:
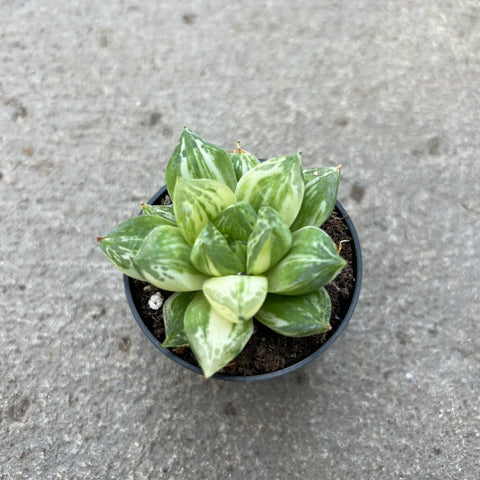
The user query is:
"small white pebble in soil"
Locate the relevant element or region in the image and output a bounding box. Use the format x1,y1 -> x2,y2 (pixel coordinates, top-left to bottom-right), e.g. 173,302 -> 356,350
405,372 -> 417,384
148,292 -> 163,310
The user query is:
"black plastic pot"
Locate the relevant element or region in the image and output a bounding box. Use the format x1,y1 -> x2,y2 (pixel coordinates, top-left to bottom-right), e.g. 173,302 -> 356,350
124,186 -> 362,382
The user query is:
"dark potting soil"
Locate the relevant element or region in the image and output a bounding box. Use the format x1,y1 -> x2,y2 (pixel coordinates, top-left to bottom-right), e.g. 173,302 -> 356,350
129,202 -> 356,377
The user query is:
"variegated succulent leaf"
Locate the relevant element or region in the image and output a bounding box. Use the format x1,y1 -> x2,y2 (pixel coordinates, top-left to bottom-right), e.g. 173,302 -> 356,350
97,215 -> 175,281
235,153 -> 305,226
290,167 -> 341,231
133,225 -> 207,291
203,275 -> 268,323
226,147 -> 260,181
214,201 -> 258,242
141,203 -> 177,226
228,240 -> 247,266
161,292 -> 196,348
266,226 -> 347,295
256,288 -> 331,337
184,292 -> 254,377
173,177 -> 236,245
246,206 -> 292,275
190,223 -> 245,276
165,127 -> 237,198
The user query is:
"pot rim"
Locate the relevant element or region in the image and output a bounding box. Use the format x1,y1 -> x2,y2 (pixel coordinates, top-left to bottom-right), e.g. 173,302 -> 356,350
124,186 -> 362,382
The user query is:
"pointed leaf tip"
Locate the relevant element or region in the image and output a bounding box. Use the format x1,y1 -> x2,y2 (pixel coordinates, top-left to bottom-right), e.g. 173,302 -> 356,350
97,215 -> 178,281
226,146 -> 259,181
257,288 -> 332,337
267,226 -> 346,295
235,153 -> 304,226
166,128 -> 237,197
203,275 -> 268,323
184,292 -> 254,377
227,140 -> 246,154
290,166 -> 341,230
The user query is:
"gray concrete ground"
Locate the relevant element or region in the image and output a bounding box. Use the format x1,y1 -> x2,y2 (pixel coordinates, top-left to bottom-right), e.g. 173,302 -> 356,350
1,1 -> 479,479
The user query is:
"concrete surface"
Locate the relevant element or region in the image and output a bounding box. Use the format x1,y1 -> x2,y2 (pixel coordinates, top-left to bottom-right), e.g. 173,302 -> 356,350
1,1 -> 479,479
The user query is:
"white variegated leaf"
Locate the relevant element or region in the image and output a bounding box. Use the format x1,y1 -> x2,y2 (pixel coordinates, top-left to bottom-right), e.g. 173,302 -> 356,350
133,226 -> 207,291
203,275 -> 268,323
290,167 -> 340,231
267,226 -> 346,295
173,177 -> 236,245
256,288 -> 331,337
141,203 -> 177,226
228,240 -> 247,266
190,223 -> 245,276
214,201 -> 258,242
235,153 -> 305,226
161,292 -> 196,348
184,292 -> 254,377
226,147 -> 260,181
246,206 -> 292,274
97,215 -> 174,281
165,128 -> 237,198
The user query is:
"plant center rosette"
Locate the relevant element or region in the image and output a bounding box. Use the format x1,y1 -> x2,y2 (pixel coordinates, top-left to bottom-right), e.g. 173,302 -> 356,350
98,128 -> 346,377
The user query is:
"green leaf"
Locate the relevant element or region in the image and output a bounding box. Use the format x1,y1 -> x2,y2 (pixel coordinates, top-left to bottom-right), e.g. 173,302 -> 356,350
161,292 -> 196,348
190,223 -> 245,276
141,203 -> 177,226
203,275 -> 268,323
97,215 -> 174,281
165,128 -> 237,198
226,146 -> 260,181
173,177 -> 236,245
184,292 -> 254,377
235,153 -> 305,226
246,206 -> 292,275
214,201 -> 258,242
133,226 -> 207,291
266,226 -> 346,295
256,288 -> 332,337
228,240 -> 247,267
290,167 -> 341,231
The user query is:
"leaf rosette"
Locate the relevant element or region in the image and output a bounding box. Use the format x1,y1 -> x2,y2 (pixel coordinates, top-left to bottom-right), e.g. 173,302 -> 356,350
98,127 -> 346,377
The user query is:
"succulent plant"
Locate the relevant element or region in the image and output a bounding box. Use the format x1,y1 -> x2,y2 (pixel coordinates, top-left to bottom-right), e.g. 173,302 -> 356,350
97,128 -> 346,377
